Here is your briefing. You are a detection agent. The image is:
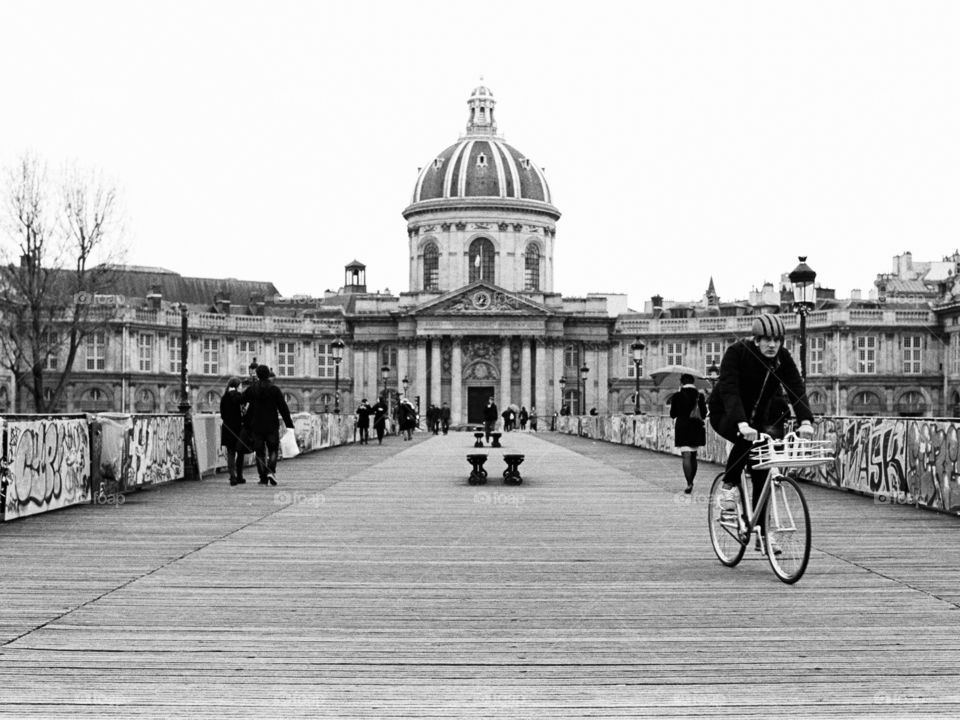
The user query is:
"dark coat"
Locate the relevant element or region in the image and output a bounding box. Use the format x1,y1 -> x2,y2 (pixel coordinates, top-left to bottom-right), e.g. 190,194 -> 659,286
398,402 -> 417,431
670,386 -> 707,448
483,402 -> 499,424
219,389 -> 245,449
372,402 -> 388,428
240,379 -> 293,437
708,338 -> 812,442
355,403 -> 371,428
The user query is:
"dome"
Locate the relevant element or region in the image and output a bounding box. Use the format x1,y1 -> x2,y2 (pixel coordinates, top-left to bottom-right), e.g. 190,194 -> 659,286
409,87 -> 553,206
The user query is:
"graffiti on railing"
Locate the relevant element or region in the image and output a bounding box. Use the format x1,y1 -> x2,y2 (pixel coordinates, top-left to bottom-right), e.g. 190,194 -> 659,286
4,418 -> 91,520
906,420 -> 960,512
124,415 -> 185,488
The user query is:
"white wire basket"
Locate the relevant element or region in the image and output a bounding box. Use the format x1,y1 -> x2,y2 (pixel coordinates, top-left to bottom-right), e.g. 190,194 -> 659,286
750,432 -> 834,469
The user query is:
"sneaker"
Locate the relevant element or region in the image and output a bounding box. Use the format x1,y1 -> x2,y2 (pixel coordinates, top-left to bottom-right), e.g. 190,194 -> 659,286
267,473 -> 278,486
755,536 -> 783,556
718,486 -> 738,520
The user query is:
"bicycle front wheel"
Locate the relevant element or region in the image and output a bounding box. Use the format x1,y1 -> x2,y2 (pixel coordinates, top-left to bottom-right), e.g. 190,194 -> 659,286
708,472 -> 746,567
765,475 -> 811,584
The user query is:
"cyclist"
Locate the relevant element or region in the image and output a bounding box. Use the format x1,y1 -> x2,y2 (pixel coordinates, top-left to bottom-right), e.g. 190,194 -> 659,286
707,313 -> 815,554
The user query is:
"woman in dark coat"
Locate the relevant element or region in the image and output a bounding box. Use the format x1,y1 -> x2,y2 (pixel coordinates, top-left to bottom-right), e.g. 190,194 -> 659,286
669,373 -> 707,494
219,377 -> 247,486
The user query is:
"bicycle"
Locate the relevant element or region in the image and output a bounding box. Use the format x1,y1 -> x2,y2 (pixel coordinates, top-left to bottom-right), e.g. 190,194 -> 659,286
707,432 -> 833,584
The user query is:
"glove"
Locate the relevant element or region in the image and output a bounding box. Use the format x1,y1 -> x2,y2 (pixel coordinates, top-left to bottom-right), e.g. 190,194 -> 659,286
737,422 -> 758,441
797,422 -> 814,438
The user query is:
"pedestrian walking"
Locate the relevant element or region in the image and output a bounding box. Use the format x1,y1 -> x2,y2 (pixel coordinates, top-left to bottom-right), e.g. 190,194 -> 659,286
529,406 -> 538,432
240,364 -> 294,486
518,406 -> 529,431
669,374 -> 707,494
483,397 -> 498,442
372,397 -> 389,444
219,377 -> 248,486
398,397 -> 417,440
440,402 -> 451,435
355,399 -> 371,445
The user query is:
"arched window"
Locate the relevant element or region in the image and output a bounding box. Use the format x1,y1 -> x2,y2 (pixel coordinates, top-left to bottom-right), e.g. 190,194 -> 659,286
284,392 -> 301,413
524,244 -> 540,290
849,391 -> 883,417
469,238 -> 495,283
807,390 -> 826,414
896,391 -> 926,417
423,243 -> 439,291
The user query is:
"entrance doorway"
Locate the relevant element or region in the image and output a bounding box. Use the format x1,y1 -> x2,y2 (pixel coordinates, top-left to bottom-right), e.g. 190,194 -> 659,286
467,386 -> 495,424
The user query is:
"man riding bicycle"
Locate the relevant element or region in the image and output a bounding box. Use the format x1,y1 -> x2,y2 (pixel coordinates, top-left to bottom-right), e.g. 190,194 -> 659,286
707,313 -> 815,555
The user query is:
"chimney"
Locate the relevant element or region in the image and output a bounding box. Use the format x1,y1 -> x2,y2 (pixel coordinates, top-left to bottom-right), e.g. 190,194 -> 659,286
147,282 -> 163,311
214,289 -> 232,315
250,292 -> 265,316
651,294 -> 663,319
851,289 -> 862,301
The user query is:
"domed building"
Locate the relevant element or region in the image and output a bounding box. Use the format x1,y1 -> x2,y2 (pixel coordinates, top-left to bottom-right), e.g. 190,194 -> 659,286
341,85 -> 617,424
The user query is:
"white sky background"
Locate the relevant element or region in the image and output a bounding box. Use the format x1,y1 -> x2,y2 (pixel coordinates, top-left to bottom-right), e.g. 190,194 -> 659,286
2,0 -> 959,307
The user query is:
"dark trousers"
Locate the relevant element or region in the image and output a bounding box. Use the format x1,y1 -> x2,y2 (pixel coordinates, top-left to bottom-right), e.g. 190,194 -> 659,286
225,446 -> 246,481
358,426 -> 369,444
723,437 -> 771,536
251,429 -> 280,481
374,423 -> 385,444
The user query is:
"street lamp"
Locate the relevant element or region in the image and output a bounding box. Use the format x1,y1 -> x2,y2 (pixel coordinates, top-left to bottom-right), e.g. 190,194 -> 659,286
558,376 -> 567,417
789,256 -> 817,380
380,365 -> 390,401
631,338 -> 645,414
402,376 -> 409,399
707,361 -> 720,387
331,337 -> 345,413
579,363 -> 589,416
178,303 -> 196,480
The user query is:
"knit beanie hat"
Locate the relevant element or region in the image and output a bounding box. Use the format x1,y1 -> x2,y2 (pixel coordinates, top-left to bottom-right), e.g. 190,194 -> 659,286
751,313 -> 786,339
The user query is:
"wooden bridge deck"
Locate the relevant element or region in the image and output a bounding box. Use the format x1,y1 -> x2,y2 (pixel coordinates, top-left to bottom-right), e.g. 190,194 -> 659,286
1,431 -> 958,718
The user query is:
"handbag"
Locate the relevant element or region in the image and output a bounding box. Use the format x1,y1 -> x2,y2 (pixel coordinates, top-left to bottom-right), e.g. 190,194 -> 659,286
279,427 -> 300,458
689,400 -> 703,422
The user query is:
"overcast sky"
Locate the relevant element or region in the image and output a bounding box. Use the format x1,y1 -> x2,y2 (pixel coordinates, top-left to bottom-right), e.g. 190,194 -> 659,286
3,0 -> 959,308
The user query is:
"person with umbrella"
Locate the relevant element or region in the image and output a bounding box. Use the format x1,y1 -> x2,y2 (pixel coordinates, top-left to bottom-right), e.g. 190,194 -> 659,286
669,373 -> 707,494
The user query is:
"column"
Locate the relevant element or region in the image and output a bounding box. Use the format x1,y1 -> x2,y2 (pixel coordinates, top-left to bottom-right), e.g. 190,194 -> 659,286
552,340 -> 564,414
520,337 -> 532,411
499,339 -> 512,406
416,340 -> 428,408
397,342 -> 410,391
451,337 -> 463,423
597,342 -> 609,414
534,338 -> 547,415
431,339 -> 442,407
367,345 -> 380,400
352,344 -> 365,401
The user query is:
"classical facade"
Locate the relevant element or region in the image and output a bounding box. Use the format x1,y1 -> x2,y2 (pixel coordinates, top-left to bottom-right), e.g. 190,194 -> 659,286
6,89 -> 960,421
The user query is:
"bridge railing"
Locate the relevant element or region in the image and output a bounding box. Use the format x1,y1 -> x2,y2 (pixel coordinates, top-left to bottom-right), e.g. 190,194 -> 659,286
554,413 -> 960,516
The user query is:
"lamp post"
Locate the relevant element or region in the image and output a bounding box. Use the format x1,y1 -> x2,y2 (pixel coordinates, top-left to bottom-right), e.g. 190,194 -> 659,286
558,376 -> 567,420
631,338 -> 645,414
402,376 -> 409,399
178,303 -> 196,480
789,256 -> 817,380
380,365 -> 390,401
707,361 -> 720,388
579,364 -> 589,416
331,337 -> 345,413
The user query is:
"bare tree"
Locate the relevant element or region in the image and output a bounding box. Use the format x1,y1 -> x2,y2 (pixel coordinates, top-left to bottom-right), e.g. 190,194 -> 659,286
0,155 -> 127,412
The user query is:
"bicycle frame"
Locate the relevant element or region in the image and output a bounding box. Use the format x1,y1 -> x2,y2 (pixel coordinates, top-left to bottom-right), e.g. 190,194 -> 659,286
724,465 -> 790,544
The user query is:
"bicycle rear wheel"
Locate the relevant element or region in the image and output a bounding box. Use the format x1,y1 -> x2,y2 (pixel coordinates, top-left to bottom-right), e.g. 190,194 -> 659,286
708,472 -> 746,567
765,475 -> 811,584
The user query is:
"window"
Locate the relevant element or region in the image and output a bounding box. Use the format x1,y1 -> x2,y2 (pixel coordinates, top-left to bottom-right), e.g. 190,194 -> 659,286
202,338 -> 220,375
469,237 -> 495,283
524,245 -> 540,291
277,341 -> 296,377
850,390 -> 883,416
625,341 -> 643,378
42,330 -> 60,370
902,335 -> 922,374
238,339 -> 258,374
168,336 -> 182,373
704,341 -> 722,374
380,345 -> 397,370
665,341 -> 685,366
808,336 -> 825,376
318,342 -> 336,378
564,344 -> 580,369
85,332 -> 105,371
856,336 -> 877,374
138,333 -> 154,372
423,243 -> 439,291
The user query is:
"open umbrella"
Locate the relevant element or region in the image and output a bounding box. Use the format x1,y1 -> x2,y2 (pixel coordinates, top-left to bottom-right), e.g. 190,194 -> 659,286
649,365 -> 711,391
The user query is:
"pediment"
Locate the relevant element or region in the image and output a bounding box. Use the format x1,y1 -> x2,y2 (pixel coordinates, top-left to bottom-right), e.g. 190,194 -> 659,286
412,282 -> 551,317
